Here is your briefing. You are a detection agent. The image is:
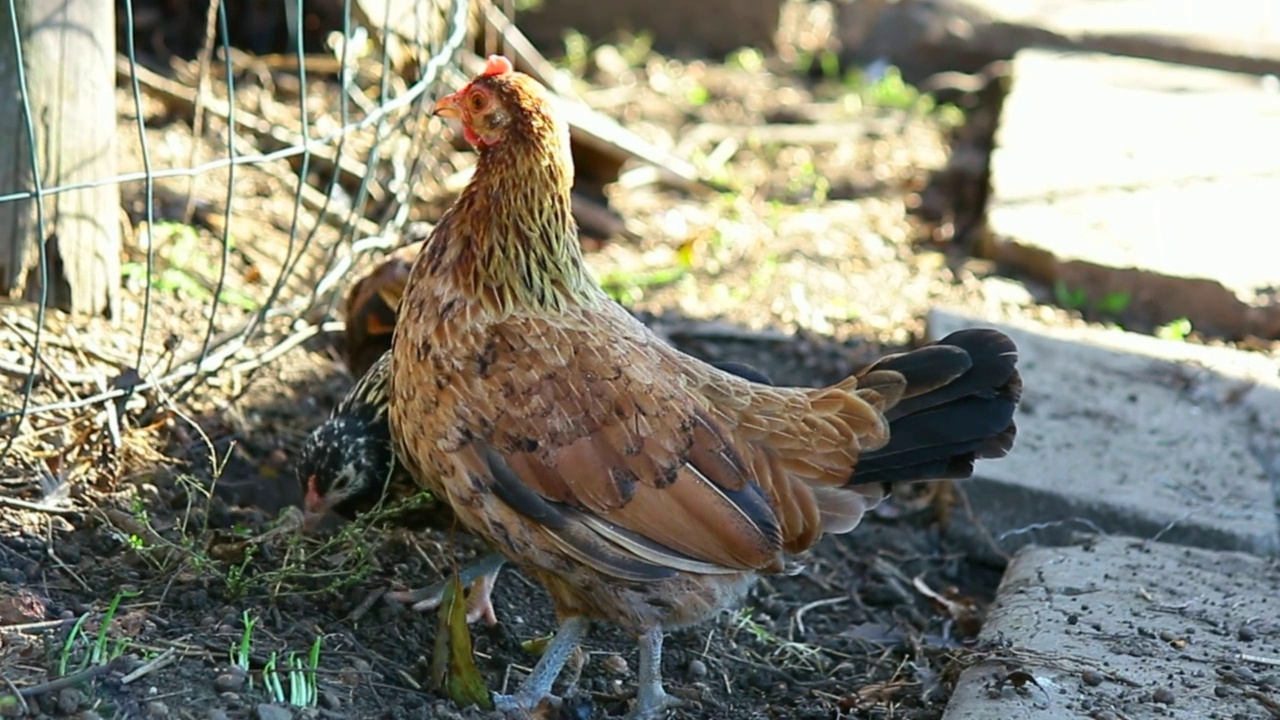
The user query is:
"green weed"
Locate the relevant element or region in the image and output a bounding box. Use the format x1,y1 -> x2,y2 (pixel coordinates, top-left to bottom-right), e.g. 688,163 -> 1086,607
1156,317 -> 1193,341
1053,281 -> 1088,310
58,589 -> 142,676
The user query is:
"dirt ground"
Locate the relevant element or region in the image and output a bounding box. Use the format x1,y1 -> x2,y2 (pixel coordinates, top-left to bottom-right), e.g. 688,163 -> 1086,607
0,4 -> 1226,720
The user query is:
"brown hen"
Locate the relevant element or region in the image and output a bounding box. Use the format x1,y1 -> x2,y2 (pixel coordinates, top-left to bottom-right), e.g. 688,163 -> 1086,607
389,55 -> 1022,719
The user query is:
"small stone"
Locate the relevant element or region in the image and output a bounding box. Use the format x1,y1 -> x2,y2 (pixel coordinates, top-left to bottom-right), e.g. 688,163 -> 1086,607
1238,625 -> 1258,642
146,700 -> 170,718
1081,670 -> 1105,687
214,673 -> 245,693
78,712 -> 103,720
1066,613 -> 1078,625
688,659 -> 708,678
1151,687 -> 1176,705
57,687 -> 85,714
319,692 -> 341,711
1092,712 -> 1117,720
206,711 -> 229,720
602,654 -> 629,675
1232,666 -> 1258,684
254,704 -> 294,720
1214,684 -> 1232,698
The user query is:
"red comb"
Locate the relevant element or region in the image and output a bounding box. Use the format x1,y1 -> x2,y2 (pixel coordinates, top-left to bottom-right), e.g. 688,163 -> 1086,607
482,55 -> 514,77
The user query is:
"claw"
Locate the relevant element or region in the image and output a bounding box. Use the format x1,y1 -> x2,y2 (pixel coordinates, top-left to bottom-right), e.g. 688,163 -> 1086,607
492,691 -> 561,714
385,553 -> 506,626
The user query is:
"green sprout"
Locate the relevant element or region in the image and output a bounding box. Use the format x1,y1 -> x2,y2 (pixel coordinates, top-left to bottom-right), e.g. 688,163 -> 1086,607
1156,317 -> 1193,341
230,610 -> 256,675
1096,291 -> 1131,316
58,590 -> 141,676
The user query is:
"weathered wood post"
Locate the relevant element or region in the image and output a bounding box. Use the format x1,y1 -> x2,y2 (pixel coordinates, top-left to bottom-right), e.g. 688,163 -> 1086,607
0,0 -> 121,318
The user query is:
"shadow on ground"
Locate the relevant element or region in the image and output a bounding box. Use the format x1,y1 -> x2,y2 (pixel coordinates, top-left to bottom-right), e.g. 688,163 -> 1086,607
0,311 -> 1005,720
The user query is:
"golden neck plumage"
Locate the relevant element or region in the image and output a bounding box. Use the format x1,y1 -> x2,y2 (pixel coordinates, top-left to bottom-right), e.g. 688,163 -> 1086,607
415,113 -> 602,327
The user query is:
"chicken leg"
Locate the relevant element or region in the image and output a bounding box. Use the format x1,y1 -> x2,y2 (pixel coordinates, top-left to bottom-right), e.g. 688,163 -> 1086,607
385,553 -> 506,625
492,615 -> 591,712
632,627 -> 681,719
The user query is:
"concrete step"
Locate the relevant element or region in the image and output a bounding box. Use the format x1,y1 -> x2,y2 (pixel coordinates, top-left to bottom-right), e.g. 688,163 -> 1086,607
991,48 -> 1280,301
981,48 -> 1280,339
838,0 -> 1280,81
942,534 -> 1280,720
929,308 -> 1280,559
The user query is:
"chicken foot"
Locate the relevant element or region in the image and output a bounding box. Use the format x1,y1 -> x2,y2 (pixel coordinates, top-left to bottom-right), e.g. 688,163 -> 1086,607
489,617 -> 679,720
384,552 -> 506,625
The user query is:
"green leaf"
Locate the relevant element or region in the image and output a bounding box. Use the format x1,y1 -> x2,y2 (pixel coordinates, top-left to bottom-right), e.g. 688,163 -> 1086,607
1097,291 -> 1131,315
429,576 -> 493,710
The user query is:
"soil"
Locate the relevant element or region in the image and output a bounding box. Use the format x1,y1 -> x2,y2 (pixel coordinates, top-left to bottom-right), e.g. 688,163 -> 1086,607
0,3 -> 1220,720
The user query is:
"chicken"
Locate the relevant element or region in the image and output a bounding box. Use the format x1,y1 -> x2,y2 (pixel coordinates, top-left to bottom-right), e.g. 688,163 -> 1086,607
343,241 -> 421,380
298,347 -> 779,626
388,55 -> 1022,719
296,350 -> 504,625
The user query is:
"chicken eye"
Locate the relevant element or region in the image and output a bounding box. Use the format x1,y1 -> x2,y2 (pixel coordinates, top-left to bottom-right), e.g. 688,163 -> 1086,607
467,91 -> 488,112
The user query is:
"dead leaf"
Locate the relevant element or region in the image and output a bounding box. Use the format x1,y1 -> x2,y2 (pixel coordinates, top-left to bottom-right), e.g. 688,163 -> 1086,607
428,575 -> 493,710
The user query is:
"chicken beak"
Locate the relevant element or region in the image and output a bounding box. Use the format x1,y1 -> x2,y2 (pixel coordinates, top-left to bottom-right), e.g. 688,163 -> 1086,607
301,475 -> 328,534
433,93 -> 463,120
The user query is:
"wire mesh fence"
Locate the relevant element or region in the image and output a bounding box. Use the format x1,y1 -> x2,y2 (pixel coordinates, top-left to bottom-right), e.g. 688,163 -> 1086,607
0,0 -> 500,481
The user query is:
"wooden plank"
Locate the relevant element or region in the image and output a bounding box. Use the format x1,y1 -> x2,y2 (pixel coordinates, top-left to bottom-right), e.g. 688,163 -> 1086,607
0,0 -> 121,317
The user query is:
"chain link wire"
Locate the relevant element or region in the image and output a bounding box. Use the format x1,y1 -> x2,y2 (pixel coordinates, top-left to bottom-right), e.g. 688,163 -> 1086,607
0,0 -> 481,477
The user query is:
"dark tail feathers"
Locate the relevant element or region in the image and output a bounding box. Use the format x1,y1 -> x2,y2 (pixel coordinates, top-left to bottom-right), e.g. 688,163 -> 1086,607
711,331 -> 1019,486
849,328 -> 1020,485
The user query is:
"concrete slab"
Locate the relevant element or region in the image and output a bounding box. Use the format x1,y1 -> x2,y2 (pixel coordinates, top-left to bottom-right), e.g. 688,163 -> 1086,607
942,535 -> 1280,720
928,309 -> 1280,557
838,0 -> 1280,81
989,49 -> 1280,304
983,0 -> 1280,72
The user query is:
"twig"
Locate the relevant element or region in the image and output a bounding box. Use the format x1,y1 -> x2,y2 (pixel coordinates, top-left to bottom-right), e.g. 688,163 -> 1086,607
0,675 -> 27,714
0,494 -> 79,516
225,322 -> 343,376
0,316 -> 91,396
117,56 -> 384,215
120,647 -> 177,685
1241,653 -> 1280,668
793,597 -> 847,637
0,617 -> 80,633
348,588 -> 385,624
182,0 -> 223,225
46,518 -> 91,593
1245,689 -> 1280,719
1,315 -> 131,368
3,657 -> 126,699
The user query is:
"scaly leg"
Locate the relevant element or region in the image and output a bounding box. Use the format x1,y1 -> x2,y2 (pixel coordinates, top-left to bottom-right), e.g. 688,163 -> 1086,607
384,553 -> 506,625
493,615 -> 590,712
630,627 -> 680,720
